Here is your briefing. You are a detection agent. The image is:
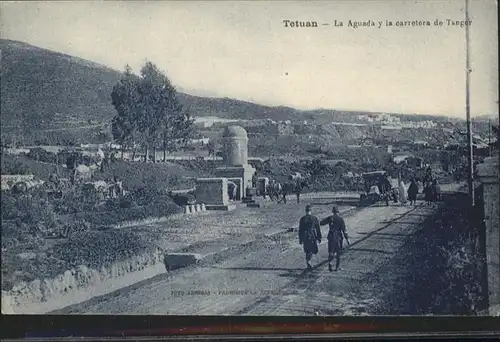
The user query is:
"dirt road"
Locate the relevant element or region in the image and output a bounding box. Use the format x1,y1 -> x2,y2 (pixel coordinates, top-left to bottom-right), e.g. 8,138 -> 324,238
54,201 -> 440,315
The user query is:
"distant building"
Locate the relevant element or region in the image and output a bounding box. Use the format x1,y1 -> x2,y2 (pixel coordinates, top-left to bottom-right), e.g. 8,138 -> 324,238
413,140 -> 429,147
195,121 -> 213,129
393,152 -> 413,164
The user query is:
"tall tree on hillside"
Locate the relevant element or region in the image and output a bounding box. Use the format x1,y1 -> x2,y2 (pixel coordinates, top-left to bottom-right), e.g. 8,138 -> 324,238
111,62 -> 195,163
111,65 -> 140,159
137,61 -> 194,163
160,106 -> 195,162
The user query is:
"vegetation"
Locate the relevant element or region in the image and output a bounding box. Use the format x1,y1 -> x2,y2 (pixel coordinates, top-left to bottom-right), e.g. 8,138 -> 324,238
1,153 -> 63,179
111,62 -> 195,162
1,149 -> 204,290
1,177 -> 183,290
370,193 -> 486,315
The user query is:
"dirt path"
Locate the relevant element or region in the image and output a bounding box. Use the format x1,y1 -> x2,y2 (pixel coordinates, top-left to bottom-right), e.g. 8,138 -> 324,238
114,193 -> 357,254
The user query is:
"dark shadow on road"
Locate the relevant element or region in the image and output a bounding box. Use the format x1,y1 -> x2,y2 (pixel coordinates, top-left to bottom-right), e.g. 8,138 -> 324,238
379,220 -> 425,225
405,213 -> 432,218
276,269 -> 325,279
210,266 -> 305,272
347,248 -> 395,255
358,233 -> 408,238
366,236 -> 408,243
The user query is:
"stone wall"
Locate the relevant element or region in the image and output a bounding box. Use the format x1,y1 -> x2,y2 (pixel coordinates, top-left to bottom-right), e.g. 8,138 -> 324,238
2,249 -> 165,314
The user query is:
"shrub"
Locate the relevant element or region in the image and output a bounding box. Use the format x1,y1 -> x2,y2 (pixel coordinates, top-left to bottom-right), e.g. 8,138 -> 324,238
0,154 -> 30,175
27,148 -> 57,163
1,154 -> 65,180
1,195 -> 22,220
119,196 -> 135,209
61,219 -> 92,237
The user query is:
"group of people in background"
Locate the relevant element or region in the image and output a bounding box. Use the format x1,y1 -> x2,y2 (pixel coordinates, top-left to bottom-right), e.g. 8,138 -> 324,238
402,167 -> 442,206
378,167 -> 442,207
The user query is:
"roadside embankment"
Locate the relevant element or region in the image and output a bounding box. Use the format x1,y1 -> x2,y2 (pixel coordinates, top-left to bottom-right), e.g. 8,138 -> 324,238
365,192 -> 487,315
2,248 -> 165,314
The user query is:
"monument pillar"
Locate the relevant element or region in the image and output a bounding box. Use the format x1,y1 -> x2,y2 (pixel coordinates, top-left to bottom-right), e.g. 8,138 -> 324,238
476,155 -> 500,316
214,126 -> 255,198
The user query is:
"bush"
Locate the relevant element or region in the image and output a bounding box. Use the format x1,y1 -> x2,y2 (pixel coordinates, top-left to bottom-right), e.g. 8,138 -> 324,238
1,154 -> 66,180
103,196 -> 136,211
27,148 -> 57,163
61,219 -> 92,237
0,154 -> 30,175
1,195 -> 23,220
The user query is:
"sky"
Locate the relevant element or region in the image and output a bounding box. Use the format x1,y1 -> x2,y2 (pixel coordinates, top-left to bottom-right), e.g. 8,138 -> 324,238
0,0 -> 498,118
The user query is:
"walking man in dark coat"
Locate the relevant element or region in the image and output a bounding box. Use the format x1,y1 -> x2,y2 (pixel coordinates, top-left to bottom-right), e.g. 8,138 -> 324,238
408,178 -> 418,205
424,184 -> 433,205
298,205 -> 322,270
320,206 -> 350,272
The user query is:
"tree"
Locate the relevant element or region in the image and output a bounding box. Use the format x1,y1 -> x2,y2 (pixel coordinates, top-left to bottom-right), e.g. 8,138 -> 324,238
111,62 -> 195,163
111,65 -> 140,160
148,62 -> 194,162
159,103 -> 195,162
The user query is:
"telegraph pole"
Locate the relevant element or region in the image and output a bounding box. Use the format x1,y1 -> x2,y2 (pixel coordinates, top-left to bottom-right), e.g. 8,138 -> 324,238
488,119 -> 492,157
465,0 -> 475,206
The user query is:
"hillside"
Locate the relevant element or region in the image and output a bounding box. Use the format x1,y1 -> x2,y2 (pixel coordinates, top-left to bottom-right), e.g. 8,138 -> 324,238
0,39 -> 493,146
0,39 -> 372,132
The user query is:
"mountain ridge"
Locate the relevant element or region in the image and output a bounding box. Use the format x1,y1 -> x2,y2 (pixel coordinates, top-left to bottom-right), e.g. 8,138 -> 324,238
1,38 -> 493,145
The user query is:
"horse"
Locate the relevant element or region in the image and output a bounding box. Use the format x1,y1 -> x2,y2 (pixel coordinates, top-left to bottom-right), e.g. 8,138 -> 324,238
277,180 -> 308,204
267,181 -> 281,201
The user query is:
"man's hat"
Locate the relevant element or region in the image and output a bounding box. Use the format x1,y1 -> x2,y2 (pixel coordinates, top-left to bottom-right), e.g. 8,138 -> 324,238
305,205 -> 312,211
332,206 -> 339,213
